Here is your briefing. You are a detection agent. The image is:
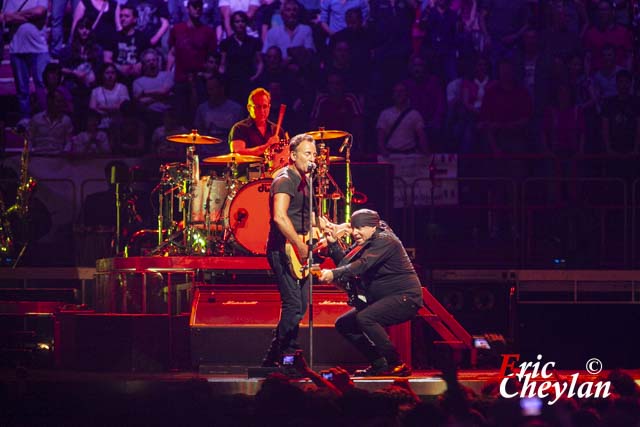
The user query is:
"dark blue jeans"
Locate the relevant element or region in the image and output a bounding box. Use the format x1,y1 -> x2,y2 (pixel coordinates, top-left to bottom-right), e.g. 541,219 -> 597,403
335,293 -> 421,365
265,250 -> 309,356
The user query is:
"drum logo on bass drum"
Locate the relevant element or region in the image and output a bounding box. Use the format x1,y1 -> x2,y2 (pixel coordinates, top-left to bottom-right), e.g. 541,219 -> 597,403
258,182 -> 271,193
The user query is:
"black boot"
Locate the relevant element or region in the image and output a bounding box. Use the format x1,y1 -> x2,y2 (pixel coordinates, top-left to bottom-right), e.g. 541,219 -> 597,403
261,332 -> 282,367
353,357 -> 389,377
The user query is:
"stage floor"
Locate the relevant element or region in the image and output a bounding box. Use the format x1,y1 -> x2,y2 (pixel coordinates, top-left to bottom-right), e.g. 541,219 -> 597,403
3,367 -> 638,398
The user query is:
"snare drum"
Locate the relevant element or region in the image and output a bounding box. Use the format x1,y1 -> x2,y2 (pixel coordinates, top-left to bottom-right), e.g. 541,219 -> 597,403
224,178 -> 272,255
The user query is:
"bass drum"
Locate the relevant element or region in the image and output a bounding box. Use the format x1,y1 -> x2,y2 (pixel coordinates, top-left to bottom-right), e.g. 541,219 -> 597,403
224,178 -> 272,255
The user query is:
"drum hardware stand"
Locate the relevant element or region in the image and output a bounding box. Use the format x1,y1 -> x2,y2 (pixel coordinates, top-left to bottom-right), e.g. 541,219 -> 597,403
342,134 -> 354,224
151,145 -> 199,255
109,164 -> 127,256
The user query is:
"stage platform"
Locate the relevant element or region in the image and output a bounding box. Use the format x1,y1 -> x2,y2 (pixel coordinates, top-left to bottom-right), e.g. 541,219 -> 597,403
4,368 -> 636,398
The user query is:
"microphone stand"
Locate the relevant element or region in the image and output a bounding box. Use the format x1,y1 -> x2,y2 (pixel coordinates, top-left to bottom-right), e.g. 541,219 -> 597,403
306,165 -> 315,370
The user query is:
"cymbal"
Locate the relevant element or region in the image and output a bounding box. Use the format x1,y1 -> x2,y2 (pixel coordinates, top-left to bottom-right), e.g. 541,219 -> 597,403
328,156 -> 345,162
167,131 -> 222,145
306,130 -> 349,140
202,153 -> 263,164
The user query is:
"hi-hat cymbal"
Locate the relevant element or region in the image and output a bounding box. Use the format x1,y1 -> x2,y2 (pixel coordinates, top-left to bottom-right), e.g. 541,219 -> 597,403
202,153 -> 263,164
306,130 -> 349,140
167,130 -> 221,145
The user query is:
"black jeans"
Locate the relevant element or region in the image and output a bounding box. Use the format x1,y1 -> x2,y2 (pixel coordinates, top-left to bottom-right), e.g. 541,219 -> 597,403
265,250 -> 309,355
335,293 -> 421,365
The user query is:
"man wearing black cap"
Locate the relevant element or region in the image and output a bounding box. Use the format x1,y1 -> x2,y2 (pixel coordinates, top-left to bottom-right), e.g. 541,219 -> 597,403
318,209 -> 423,376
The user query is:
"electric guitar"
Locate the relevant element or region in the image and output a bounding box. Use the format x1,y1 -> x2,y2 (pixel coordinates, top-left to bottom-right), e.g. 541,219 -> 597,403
308,264 -> 367,310
285,224 -> 350,280
285,227 -> 322,280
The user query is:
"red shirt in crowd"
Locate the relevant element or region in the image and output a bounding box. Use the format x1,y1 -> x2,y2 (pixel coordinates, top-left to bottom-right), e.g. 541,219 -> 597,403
169,22 -> 217,83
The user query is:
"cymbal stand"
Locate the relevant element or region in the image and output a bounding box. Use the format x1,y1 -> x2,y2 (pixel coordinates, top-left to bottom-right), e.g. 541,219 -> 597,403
183,145 -> 201,254
315,138 -> 329,217
222,159 -> 241,253
344,136 -> 354,223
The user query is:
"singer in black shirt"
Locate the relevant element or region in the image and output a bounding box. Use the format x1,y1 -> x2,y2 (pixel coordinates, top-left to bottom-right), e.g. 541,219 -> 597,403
261,133 -> 318,367
318,209 -> 423,376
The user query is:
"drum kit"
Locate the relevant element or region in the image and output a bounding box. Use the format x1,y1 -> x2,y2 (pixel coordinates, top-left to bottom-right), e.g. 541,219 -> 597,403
149,128 -> 362,256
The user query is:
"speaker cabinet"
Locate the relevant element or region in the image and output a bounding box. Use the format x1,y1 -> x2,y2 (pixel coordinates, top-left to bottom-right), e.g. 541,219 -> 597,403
189,287 -> 419,367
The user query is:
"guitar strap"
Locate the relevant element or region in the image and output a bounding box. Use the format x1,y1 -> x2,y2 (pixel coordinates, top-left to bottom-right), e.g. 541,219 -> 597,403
340,241 -> 368,267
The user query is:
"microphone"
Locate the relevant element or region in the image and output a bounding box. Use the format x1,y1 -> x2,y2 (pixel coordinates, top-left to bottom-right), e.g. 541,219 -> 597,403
338,136 -> 350,153
307,162 -> 317,172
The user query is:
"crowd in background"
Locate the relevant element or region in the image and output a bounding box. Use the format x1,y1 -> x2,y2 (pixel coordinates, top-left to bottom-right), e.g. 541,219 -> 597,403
2,0 -> 638,164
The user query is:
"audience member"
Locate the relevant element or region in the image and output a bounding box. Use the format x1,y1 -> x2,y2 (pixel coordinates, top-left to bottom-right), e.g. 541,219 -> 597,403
60,17 -> 103,130
402,55 -> 446,149
170,0 -> 220,28
330,7 -> 375,89
309,72 -> 364,154
33,62 -> 73,116
133,48 -> 174,141
168,0 -> 217,126
70,0 -> 120,50
218,0 -> 259,37
50,0 -> 74,59
127,0 -> 170,47
369,0 -> 414,90
110,100 -> 146,155
593,44 -> 625,101
482,0 -> 530,67
420,0 -> 459,81
103,3 -> 149,84
319,39 -> 363,97
193,73 -> 244,156
152,108 -> 188,157
89,62 -> 130,130
1,0 -> 50,119
376,81 -> 428,208
255,46 -> 287,87
539,3 -> 582,62
601,69 -> 640,156
457,0 -> 489,56
219,10 -> 263,103
542,83 -> 585,203
458,55 -> 490,153
29,90 -> 74,154
263,0 -> 314,62
319,0 -> 368,36
582,0 -> 632,73
478,58 -> 533,156
69,111 -> 111,153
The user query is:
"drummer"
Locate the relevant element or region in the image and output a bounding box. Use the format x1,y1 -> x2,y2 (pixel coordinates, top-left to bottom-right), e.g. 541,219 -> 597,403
229,88 -> 286,159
